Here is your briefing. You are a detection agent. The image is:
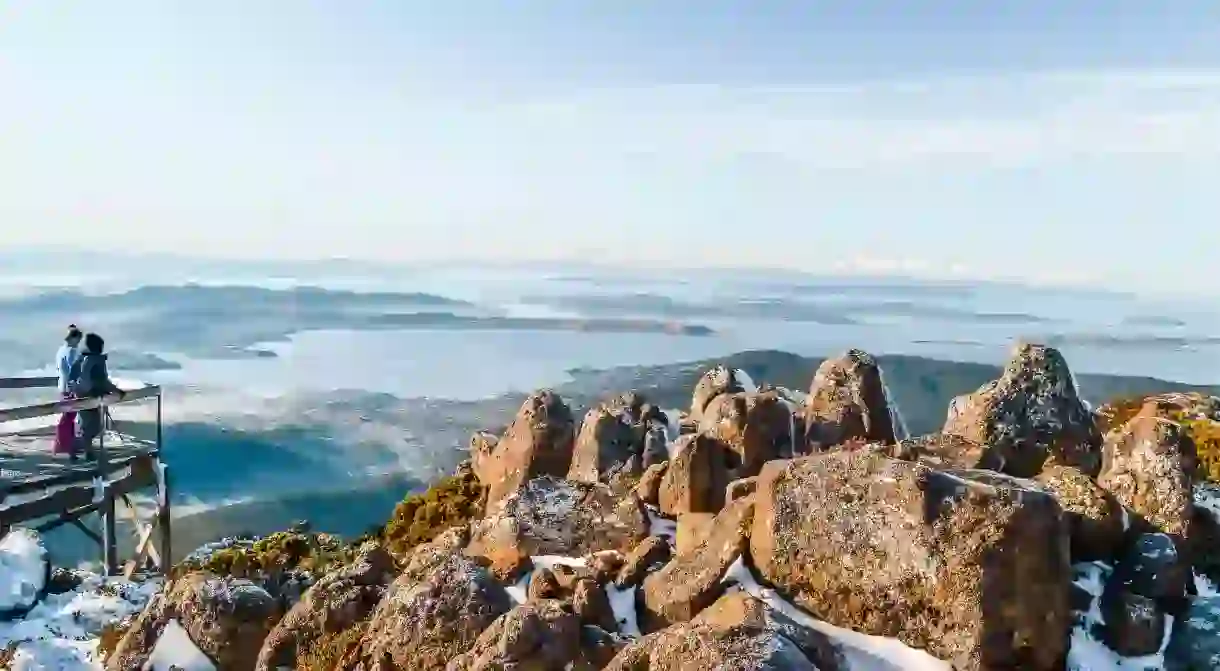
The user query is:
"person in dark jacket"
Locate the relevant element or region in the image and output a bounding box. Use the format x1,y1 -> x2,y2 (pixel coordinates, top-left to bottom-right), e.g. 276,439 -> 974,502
69,332 -> 125,461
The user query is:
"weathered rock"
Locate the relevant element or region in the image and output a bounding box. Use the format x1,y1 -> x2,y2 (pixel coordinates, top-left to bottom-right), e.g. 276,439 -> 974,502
726,476 -> 758,503
573,577 -> 618,632
700,391 -> 798,477
1098,399 -> 1198,543
658,434 -> 732,516
805,349 -> 899,450
344,550 -> 512,670
1165,595 -> 1220,670
468,431 -> 500,485
894,433 -> 1007,471
466,476 -> 649,581
640,495 -> 754,632
446,599 -> 582,671
750,450 -> 1072,669
606,592 -> 846,671
480,390 -> 577,510
642,424 -> 670,469
636,462 -> 669,505
569,405 -> 643,485
690,365 -> 748,421
616,536 -> 672,589
255,547 -> 396,671
1100,586 -> 1166,657
676,513 -> 716,556
578,625 -> 628,669
528,566 -> 563,602
942,342 -> 1100,477
585,550 -> 627,585
107,572 -> 280,671
1114,532 -> 1190,605
1035,464 -> 1126,563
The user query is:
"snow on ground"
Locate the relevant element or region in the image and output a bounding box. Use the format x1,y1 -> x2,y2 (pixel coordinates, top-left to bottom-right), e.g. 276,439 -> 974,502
144,619 -> 216,671
606,585 -> 640,637
1067,562 -> 1170,671
1,528 -> 47,614
0,568 -> 160,671
720,557 -> 949,671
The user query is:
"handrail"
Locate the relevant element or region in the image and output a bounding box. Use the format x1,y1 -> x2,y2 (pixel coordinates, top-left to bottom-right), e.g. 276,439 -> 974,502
0,376 -> 59,390
0,385 -> 162,423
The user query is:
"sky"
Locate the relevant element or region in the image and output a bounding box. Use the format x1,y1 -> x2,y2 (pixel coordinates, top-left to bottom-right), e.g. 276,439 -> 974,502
2,2 -> 1220,293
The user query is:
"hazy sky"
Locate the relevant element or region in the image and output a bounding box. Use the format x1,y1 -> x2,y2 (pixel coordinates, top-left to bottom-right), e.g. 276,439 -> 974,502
2,2 -> 1219,291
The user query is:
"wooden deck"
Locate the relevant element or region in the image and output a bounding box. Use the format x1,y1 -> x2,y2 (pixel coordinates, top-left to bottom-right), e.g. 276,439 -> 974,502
1,378 -> 171,576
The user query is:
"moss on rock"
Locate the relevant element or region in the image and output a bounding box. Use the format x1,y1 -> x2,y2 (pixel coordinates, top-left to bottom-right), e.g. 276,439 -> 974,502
173,531 -> 355,582
375,464 -> 485,559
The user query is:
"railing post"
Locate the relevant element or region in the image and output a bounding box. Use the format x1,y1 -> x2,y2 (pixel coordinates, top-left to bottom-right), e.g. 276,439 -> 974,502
98,399 -> 117,575
155,392 -> 163,455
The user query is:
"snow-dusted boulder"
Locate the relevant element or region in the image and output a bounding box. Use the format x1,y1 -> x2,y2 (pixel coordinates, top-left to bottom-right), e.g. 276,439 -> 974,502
0,528 -> 50,620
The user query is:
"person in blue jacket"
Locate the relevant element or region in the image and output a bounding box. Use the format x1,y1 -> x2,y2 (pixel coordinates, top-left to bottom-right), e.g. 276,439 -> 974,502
69,332 -> 125,461
56,324 -> 83,394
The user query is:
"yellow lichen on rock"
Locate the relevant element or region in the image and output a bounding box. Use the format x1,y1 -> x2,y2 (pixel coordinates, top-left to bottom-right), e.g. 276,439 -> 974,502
1096,393 -> 1220,483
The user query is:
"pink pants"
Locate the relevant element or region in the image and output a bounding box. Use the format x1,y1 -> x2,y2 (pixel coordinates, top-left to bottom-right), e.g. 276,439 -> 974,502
54,392 -> 76,454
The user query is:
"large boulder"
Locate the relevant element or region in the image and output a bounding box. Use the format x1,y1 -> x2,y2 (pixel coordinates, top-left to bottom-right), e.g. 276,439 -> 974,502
254,547 -> 396,671
567,405 -> 641,486
341,550 -> 512,670
805,349 -> 899,450
658,434 -> 733,516
478,390 -> 577,510
893,433 -> 1007,471
750,450 -> 1073,670
1034,464 -> 1126,563
1098,399 -> 1198,542
107,572 -> 280,671
606,592 -> 846,671
0,528 -> 49,620
465,476 -> 649,581
943,342 -> 1100,477
640,495 -> 754,632
690,365 -> 749,421
447,599 -> 582,670
699,391 -> 799,477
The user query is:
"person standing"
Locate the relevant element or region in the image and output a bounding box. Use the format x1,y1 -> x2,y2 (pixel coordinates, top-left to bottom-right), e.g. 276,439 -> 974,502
70,332 -> 125,461
53,324 -> 83,455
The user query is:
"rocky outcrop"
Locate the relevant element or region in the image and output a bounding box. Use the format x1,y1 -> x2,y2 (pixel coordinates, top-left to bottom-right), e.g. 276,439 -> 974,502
465,476 -> 649,580
607,592 -> 846,671
568,405 -> 642,486
943,342 -> 1100,477
894,433 -> 1007,471
617,535 -> 672,589
805,349 -> 899,450
640,495 -> 754,632
255,546 -> 396,671
447,599 -> 582,670
107,572 -> 280,671
342,550 -> 512,670
699,391 -> 798,477
690,365 -> 749,421
477,391 -> 577,510
1098,398 -> 1198,541
749,450 -> 1072,669
1034,464 -> 1126,563
636,461 -> 668,505
658,434 -> 732,516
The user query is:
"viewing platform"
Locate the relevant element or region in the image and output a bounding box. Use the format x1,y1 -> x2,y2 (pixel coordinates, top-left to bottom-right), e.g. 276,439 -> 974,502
0,376 -> 171,577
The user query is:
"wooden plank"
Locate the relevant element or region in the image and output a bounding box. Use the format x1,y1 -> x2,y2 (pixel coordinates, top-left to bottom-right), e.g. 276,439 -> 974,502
123,519 -> 157,579
0,376 -> 58,390
0,457 -> 156,527
0,385 -> 161,423
0,451 -> 152,498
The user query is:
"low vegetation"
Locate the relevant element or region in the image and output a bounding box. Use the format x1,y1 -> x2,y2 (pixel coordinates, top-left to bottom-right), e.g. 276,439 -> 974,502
373,464 -> 485,559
